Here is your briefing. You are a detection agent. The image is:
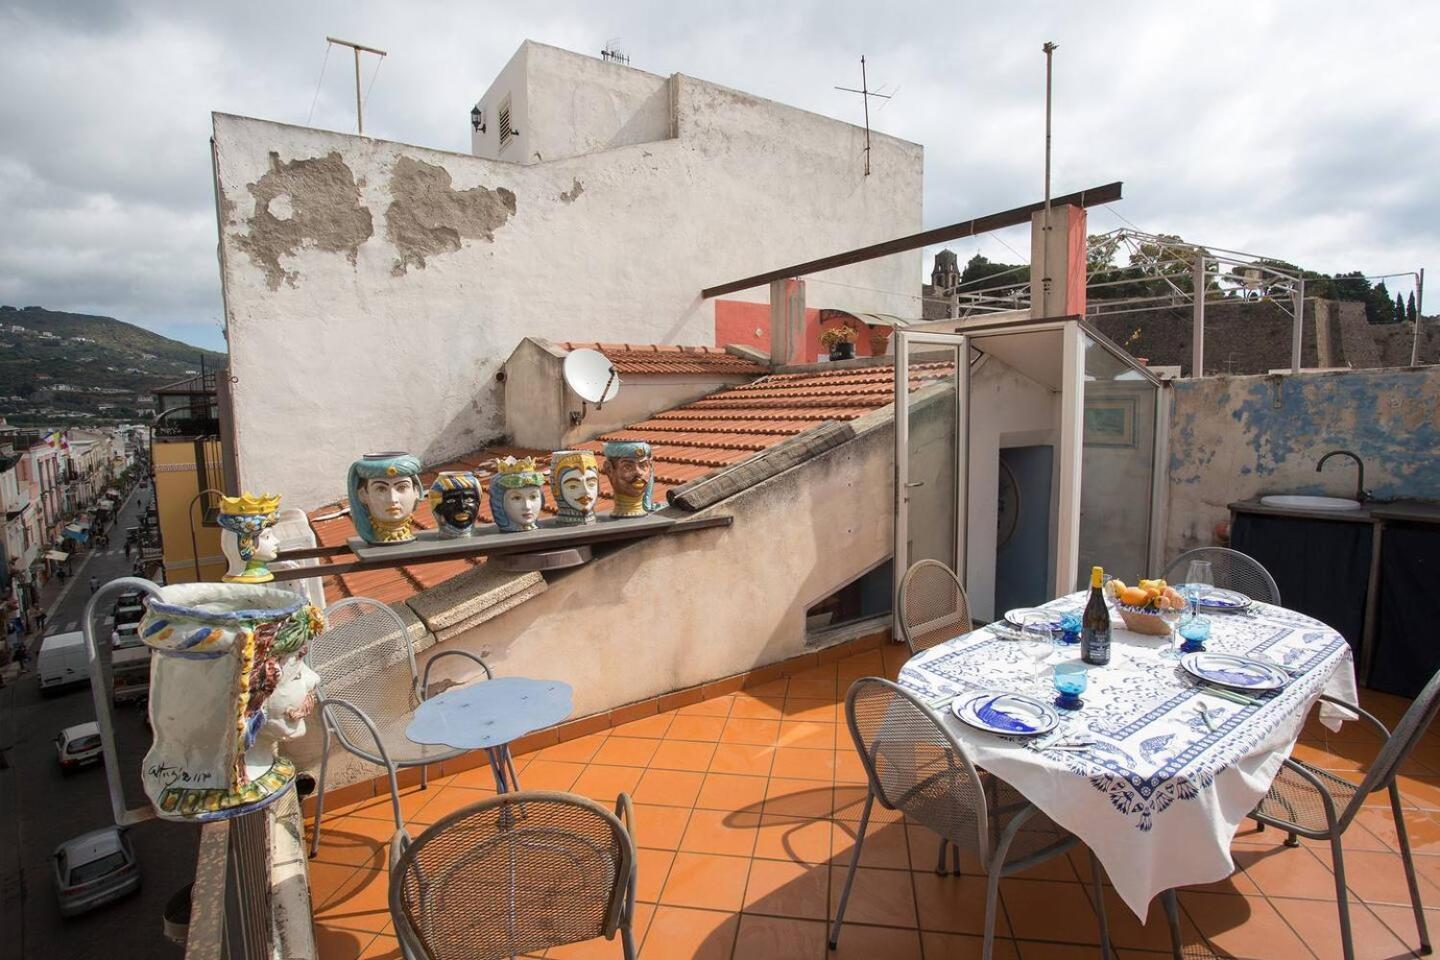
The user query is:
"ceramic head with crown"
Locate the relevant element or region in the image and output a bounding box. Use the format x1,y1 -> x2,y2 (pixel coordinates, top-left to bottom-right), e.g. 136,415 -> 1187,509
550,450 -> 599,526
217,492 -> 282,583
428,471 -> 483,538
489,456 -> 546,532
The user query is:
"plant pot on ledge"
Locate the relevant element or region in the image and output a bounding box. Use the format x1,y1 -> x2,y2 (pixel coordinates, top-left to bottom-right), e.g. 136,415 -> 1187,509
829,342 -> 856,361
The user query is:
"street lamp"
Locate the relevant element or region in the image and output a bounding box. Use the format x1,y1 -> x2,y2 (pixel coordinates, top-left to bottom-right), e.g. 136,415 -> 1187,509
470,105 -> 486,133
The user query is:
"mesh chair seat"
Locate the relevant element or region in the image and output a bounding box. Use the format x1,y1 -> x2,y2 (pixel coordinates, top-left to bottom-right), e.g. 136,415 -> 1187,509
898,560 -> 973,655
330,712 -> 465,765
1254,759 -> 1360,836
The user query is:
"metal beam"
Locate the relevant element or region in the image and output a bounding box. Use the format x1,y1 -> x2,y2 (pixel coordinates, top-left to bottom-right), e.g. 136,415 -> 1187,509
701,182 -> 1124,299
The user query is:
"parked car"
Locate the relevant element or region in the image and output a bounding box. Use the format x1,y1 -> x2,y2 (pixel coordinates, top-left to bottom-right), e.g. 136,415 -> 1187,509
37,632 -> 89,694
110,622 -> 141,650
53,826 -> 140,916
112,592 -> 146,629
111,645 -> 152,707
55,721 -> 103,772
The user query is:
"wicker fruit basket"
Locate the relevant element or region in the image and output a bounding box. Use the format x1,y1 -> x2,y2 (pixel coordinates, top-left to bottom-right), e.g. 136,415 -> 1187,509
1114,603 -> 1174,636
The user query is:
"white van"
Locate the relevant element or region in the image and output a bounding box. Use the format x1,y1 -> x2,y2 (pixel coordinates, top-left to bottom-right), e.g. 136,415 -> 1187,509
38,632 -> 90,693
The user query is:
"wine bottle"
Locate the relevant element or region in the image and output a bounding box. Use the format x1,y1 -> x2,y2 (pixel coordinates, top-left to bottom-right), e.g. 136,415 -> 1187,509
1081,565 -> 1111,666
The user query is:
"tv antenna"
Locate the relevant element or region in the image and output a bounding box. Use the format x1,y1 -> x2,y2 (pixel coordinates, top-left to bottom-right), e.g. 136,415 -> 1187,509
600,39 -> 630,65
563,348 -> 621,425
325,36 -> 387,134
834,55 -> 892,176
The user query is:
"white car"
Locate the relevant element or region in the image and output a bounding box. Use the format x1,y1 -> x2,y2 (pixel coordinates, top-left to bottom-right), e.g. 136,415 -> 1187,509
55,721 -> 103,772
54,826 -> 140,916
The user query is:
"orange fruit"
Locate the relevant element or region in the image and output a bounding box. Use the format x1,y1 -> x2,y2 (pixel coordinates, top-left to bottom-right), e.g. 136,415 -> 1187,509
1120,586 -> 1149,607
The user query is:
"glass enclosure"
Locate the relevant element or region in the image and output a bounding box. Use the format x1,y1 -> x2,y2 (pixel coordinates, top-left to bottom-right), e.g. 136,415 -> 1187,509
897,340 -> 967,576
1077,333 -> 1161,585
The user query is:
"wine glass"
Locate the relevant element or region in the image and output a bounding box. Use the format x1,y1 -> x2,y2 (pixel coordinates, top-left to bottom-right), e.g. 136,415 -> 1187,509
1157,596 -> 1185,660
1019,613 -> 1057,690
1183,560 -> 1214,612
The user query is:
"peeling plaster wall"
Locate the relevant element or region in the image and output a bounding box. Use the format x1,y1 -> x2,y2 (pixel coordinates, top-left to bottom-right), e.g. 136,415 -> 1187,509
214,54 -> 923,508
1165,367 -> 1440,557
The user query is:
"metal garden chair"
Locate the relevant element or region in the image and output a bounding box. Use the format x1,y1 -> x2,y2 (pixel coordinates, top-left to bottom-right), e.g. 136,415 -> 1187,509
831,677 -> 1114,959
307,597 -> 493,865
1249,670 -> 1440,960
389,790 -> 638,960
897,559 -> 973,655
1163,546 -> 1281,605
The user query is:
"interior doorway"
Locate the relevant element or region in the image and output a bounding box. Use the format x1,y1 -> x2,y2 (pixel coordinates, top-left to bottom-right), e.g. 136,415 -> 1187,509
994,444 -> 1053,614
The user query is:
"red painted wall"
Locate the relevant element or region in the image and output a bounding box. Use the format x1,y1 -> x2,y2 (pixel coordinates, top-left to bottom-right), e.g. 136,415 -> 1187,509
714,299 -> 878,363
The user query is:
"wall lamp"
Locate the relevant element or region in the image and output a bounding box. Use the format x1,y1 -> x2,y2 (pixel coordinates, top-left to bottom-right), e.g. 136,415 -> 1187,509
470,105 -> 486,133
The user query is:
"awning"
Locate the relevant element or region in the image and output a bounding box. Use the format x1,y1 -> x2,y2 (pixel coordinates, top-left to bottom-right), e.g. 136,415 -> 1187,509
96,498 -> 115,509
72,519 -> 91,529
62,525 -> 89,543
106,488 -> 120,497
44,550 -> 70,562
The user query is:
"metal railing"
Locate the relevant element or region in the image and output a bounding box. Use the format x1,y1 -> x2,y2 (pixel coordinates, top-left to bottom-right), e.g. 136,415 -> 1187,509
183,808 -> 274,960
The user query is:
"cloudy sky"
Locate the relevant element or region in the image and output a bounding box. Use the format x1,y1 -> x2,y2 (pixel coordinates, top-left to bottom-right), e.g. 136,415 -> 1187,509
1,1 -> 1435,351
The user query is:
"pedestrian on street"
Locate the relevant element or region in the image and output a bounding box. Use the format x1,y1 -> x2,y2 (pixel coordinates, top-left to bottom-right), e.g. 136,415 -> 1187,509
57,568 -> 67,583
124,541 -> 131,559
14,643 -> 28,672
36,610 -> 47,632
89,575 -> 99,594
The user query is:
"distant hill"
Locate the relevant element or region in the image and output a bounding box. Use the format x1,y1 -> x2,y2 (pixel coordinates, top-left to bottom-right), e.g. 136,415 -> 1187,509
0,306 -> 227,425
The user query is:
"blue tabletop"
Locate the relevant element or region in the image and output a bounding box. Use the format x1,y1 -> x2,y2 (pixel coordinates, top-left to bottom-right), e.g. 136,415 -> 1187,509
406,677 -> 574,751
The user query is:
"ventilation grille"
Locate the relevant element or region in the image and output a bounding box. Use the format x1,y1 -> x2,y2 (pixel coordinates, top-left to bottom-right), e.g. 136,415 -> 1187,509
499,96 -> 514,150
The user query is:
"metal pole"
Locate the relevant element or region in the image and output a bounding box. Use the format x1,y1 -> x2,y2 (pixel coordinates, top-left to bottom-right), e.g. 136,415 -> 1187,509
1412,268 -> 1425,366
188,488 -> 225,583
1290,277 -> 1305,374
354,46 -> 362,134
860,56 -> 871,176
1191,256 -> 1205,377
1040,42 -> 1058,318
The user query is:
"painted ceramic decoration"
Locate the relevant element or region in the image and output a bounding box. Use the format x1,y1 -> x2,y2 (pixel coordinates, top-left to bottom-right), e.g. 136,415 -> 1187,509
427,471 -> 482,538
140,583 -> 324,821
217,492 -> 282,583
601,440 -> 655,518
550,450 -> 599,527
489,456 -> 546,533
348,452 -> 423,544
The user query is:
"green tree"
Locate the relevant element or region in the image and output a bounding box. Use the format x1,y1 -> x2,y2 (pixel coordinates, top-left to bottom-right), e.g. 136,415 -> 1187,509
1408,292 -> 1419,323
1396,293 -> 1407,324
958,253 -> 1029,291
1368,280 -> 1396,324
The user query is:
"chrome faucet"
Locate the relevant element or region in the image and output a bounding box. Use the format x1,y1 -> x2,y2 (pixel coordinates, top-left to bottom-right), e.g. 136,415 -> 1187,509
1316,450 -> 1367,502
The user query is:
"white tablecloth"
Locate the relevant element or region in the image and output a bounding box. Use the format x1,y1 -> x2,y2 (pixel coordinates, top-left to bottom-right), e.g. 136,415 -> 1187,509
897,592 -> 1358,918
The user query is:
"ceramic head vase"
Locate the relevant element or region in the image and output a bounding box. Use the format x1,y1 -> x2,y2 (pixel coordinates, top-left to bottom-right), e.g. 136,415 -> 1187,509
141,583 -> 324,821
601,441 -> 655,518
550,450 -> 599,526
489,456 -> 546,533
427,471 -> 482,538
348,452 -> 423,544
217,492 -> 282,583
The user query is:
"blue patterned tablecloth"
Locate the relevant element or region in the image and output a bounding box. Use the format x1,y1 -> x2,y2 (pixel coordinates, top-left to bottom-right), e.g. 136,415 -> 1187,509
898,592 -> 1357,919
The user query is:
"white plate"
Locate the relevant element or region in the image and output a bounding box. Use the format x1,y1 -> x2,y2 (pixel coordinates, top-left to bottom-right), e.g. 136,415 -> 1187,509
1004,608 -> 1065,632
1184,587 -> 1251,611
1181,652 -> 1288,691
952,692 -> 1060,737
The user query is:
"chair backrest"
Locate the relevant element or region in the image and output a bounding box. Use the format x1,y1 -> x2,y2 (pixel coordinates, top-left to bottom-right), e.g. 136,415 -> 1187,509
844,677 -> 994,865
390,791 -> 634,960
1345,667 -> 1440,825
1163,547 -> 1281,605
308,597 -> 420,741
897,560 -> 973,655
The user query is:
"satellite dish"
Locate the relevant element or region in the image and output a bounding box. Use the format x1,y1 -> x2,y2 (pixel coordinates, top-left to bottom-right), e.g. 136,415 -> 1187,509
564,349 -> 621,405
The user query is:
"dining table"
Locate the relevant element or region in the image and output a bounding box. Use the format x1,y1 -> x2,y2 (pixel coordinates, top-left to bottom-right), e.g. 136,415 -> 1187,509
897,590 -> 1358,920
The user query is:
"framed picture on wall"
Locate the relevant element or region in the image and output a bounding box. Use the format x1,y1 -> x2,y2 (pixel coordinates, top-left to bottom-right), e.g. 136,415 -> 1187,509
1084,397 -> 1137,447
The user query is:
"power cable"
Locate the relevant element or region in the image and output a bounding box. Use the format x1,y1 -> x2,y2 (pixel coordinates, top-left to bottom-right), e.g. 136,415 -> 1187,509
362,53 -> 383,110
306,40 -> 333,126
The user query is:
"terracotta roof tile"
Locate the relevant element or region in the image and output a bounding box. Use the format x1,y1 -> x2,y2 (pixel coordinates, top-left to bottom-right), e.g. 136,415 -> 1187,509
558,341 -> 764,376
305,358 -> 952,607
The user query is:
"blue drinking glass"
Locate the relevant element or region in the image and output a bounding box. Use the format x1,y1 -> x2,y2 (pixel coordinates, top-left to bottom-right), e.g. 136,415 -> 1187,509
1053,662 -> 1088,710
1058,612 -> 1082,646
1179,614 -> 1212,653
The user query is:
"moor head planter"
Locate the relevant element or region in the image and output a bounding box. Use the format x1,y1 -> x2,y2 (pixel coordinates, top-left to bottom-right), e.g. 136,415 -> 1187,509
489,456 -> 547,533
601,440 -> 656,518
217,492 -> 282,584
427,471 -> 482,538
550,450 -> 599,526
348,452 -> 423,544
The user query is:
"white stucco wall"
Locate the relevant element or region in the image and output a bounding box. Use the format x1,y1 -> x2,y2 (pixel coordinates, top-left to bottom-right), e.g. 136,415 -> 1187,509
214,46 -> 924,508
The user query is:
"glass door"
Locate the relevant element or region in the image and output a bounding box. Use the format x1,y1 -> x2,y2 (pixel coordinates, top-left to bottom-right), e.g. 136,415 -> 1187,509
894,332 -> 969,611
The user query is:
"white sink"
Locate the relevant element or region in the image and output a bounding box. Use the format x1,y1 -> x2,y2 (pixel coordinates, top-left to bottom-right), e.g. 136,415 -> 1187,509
1260,495 -> 1363,512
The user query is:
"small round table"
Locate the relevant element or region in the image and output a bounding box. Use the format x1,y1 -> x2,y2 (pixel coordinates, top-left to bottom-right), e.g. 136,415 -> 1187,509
405,677 -> 573,793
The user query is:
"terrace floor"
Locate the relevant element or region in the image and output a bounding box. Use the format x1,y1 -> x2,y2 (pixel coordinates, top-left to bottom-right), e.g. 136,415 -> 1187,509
307,646 -> 1440,960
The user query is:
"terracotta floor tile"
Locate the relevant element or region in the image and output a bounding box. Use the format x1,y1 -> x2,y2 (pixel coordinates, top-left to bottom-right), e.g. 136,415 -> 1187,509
776,720 -> 833,750
765,778 -> 836,819
1091,886 -> 1206,953
650,739 -> 717,773
834,750 -> 868,784
828,863 -> 918,928
1365,902 -> 1436,955
632,768 -> 706,807
528,731 -> 609,763
831,819 -> 911,870
405,785 -> 490,823
1233,844 -> 1338,900
732,914 -> 827,958
571,765 -> 646,804
635,847 -> 676,903
659,852 -> 751,911
1313,846 -> 1431,906
676,697 -> 733,719
513,759 -> 585,792
695,772 -> 770,814
668,715 -> 727,742
745,678 -> 791,698
833,785 -> 903,823
632,803 -> 692,851
709,743 -> 776,777
308,860 -> 364,909
1000,877 -> 1107,945
782,696 -> 839,723
545,903 -> 654,959
639,906 -> 738,960
769,746 -> 836,782
730,695 -> 786,720
1269,895 -> 1411,960
313,866 -> 394,933
612,712 -> 675,739
310,815 -> 397,869
829,921 -> 924,959
912,872 -> 1010,936
720,717 -> 781,745
356,933 -> 402,959
1352,808 -> 1440,854
314,925 -> 377,960
592,736 -> 662,768
1178,890 -> 1316,959
743,857 -> 829,920
439,762 -> 511,792
754,815 -> 834,867
679,808 -> 761,857
342,785 -> 436,825
920,931 -> 1021,960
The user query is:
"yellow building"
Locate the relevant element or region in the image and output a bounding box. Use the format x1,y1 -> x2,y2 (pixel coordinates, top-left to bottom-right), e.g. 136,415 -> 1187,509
151,372 -> 234,584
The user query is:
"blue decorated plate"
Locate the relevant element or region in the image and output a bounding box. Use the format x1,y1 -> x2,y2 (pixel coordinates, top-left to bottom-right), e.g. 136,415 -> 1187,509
1004,608 -> 1065,632
1185,587 -> 1251,611
953,692 -> 1059,737
1181,652 -> 1287,691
